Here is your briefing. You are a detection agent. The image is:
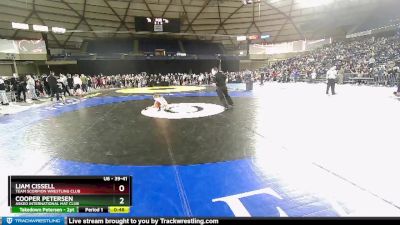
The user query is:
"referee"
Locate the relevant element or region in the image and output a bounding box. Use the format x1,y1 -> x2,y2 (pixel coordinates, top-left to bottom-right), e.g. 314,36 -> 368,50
212,67 -> 233,109
326,66 -> 337,95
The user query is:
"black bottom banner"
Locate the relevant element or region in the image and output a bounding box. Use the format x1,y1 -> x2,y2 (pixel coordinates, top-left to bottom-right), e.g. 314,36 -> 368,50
66,217 -> 399,225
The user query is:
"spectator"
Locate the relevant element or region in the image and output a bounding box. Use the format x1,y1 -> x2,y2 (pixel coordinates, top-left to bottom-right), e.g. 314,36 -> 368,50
81,74 -> 88,92
394,67 -> 400,96
74,74 -> 83,97
337,66 -> 345,84
73,74 -> 82,92
26,75 -> 38,101
35,78 -> 45,97
60,74 -> 71,96
57,77 -> 66,104
9,73 -> 18,102
67,74 -> 74,94
47,73 -> 59,102
311,69 -> 317,83
0,76 -> 9,105
16,74 -> 27,102
42,74 -> 50,96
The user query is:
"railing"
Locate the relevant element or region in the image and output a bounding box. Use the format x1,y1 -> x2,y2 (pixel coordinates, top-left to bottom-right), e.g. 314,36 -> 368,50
50,53 -> 241,61
275,72 -> 398,86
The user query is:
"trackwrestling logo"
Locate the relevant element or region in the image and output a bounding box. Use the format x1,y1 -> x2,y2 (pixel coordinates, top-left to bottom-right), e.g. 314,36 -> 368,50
2,217 -> 64,225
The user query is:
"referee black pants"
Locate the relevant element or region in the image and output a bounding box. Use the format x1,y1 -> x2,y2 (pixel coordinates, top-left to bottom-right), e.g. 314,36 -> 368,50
326,79 -> 336,95
17,86 -> 26,102
216,86 -> 233,107
50,87 -> 60,101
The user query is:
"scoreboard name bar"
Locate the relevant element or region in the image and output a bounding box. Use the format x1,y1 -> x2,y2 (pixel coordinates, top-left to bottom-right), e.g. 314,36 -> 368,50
10,206 -> 130,214
9,176 -> 130,181
8,176 -> 132,208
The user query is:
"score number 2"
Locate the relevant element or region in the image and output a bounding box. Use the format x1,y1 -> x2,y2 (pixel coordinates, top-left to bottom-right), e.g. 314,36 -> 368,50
118,184 -> 126,205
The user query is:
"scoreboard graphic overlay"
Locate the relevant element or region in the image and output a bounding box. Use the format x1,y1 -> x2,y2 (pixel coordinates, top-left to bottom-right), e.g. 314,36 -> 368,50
8,176 -> 132,214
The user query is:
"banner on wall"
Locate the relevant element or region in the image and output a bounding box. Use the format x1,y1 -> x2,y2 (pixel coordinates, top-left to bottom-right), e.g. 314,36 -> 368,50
250,38 -> 331,55
0,38 -> 47,59
16,39 -> 47,54
0,39 -> 19,54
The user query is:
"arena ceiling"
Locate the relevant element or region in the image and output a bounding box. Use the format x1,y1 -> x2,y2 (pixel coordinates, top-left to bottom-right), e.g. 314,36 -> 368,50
0,0 -> 398,50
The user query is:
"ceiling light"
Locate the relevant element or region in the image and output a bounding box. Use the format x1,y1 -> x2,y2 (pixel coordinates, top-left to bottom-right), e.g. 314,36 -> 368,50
52,27 -> 66,34
33,24 -> 49,32
11,22 -> 29,30
261,34 -> 270,39
237,36 -> 247,41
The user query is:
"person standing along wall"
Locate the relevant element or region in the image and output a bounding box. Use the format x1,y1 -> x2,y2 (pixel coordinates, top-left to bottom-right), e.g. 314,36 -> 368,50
394,67 -> 400,96
60,74 -> 71,96
260,72 -> 265,85
16,74 -> 27,102
42,74 -> 50,96
311,69 -> 317,83
9,74 -> 18,102
67,74 -> 74,94
35,78 -> 45,97
57,77 -> 66,104
81,74 -> 88,93
26,75 -> 38,101
338,66 -> 345,84
0,76 -> 9,105
47,73 -> 59,102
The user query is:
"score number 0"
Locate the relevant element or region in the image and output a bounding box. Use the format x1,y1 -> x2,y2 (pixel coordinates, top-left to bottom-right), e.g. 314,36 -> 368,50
118,184 -> 125,205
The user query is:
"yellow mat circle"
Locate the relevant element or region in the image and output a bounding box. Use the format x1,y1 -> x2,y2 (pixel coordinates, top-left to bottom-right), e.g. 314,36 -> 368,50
116,86 -> 206,94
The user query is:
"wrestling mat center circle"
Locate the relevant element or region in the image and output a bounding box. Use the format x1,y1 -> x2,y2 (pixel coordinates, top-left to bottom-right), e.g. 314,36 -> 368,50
116,86 -> 206,94
141,103 -> 225,119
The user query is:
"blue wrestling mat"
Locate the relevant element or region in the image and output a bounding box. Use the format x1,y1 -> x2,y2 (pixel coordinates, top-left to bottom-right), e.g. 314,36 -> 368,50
0,88 -> 396,217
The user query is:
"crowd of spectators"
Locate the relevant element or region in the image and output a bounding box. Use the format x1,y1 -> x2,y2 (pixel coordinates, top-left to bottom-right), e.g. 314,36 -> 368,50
3,33 -> 400,106
261,34 -> 400,85
0,72 -> 222,105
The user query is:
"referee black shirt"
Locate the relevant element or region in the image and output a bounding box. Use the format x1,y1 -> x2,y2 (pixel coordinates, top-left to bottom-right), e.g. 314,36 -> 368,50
215,72 -> 227,88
